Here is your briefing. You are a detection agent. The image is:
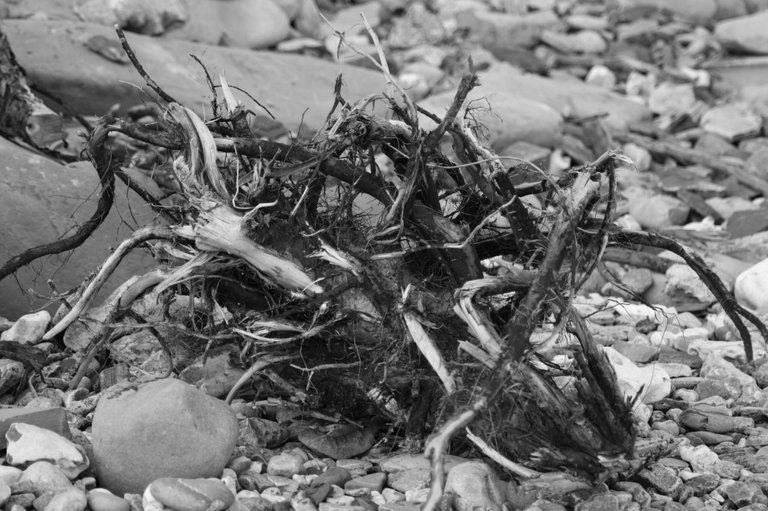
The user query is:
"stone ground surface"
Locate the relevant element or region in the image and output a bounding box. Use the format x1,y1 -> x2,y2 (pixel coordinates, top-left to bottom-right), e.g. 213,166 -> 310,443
5,0 -> 768,510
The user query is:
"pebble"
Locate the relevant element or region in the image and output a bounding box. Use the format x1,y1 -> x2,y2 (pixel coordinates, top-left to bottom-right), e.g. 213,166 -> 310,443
735,258 -> 768,312
344,473 -> 386,493
0,311 -> 50,345
148,478 -> 235,511
385,468 -> 431,494
628,194 -> 691,230
267,453 -> 305,478
444,462 -> 506,511
701,103 -> 763,142
86,489 -> 130,511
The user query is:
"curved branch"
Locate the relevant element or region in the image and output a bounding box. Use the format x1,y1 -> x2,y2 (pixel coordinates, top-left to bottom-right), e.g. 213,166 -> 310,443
611,230 -> 766,361
0,117 -> 117,282
43,225 -> 191,340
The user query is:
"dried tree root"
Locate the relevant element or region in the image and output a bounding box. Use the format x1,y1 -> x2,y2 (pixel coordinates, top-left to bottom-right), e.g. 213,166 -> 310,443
224,354 -> 299,404
424,168 -> 608,510
66,269 -> 171,390
611,230 -> 768,361
43,225 -> 190,340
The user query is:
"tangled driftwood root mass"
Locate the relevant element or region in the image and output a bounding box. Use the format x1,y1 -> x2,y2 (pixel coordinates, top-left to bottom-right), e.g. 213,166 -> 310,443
2,26 -> 767,507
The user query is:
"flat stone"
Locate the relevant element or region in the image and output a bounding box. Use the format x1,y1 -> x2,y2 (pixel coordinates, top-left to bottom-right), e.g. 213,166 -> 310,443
6,424 -> 86,479
0,138 -> 157,320
379,454 -> 465,474
92,378 -> 238,496
386,468 -> 430,493
266,454 -> 304,478
610,340 -> 657,364
0,408 -> 69,449
701,103 -> 763,141
629,194 -> 691,230
706,196 -> 758,220
344,473 -> 386,493
311,467 -> 352,488
727,207 -> 768,237
539,29 -> 607,54
648,82 -> 697,116
716,10 -> 768,54
4,19 -> 385,133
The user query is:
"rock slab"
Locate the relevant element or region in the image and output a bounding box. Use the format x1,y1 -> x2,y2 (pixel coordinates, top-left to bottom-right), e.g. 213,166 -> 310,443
0,137 -> 157,320
4,19 -> 385,133
91,378 -> 238,496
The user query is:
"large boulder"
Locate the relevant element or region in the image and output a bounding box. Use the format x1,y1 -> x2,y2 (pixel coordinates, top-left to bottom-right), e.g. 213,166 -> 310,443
3,19 -> 385,134
0,137 -> 157,320
91,379 -> 238,496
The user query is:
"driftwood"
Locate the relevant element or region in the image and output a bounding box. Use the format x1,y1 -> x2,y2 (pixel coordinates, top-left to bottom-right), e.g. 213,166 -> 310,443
1,25 -> 765,507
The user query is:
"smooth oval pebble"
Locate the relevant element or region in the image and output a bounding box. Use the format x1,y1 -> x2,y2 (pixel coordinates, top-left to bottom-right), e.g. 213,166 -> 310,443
149,478 -> 235,511
87,489 -> 130,511
16,461 -> 72,497
43,487 -> 86,511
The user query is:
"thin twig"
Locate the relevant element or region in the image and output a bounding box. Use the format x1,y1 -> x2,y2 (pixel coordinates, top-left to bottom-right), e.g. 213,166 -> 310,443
115,25 -> 177,104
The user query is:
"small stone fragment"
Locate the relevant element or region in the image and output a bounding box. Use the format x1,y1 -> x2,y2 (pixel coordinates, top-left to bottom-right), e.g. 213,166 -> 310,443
266,454 -> 304,478
701,103 -> 762,141
0,311 -> 49,344
386,468 -> 431,493
735,258 -> 768,312
148,478 -> 235,511
344,473 -> 386,493
636,463 -> 682,495
444,462 -> 505,511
